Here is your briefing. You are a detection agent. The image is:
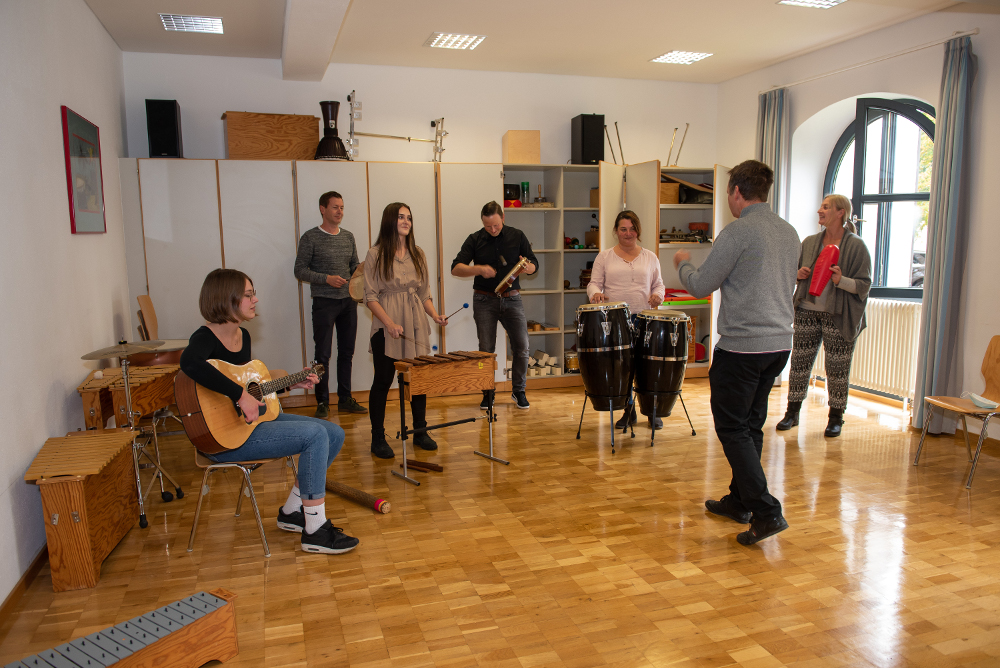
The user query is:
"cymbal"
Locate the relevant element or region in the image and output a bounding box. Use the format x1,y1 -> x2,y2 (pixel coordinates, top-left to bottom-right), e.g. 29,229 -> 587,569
81,340 -> 165,361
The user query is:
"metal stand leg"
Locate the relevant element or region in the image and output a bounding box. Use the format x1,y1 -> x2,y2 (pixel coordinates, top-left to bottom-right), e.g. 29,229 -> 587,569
475,390 -> 509,464
391,372 -> 420,486
960,415 -> 974,462
576,391 -> 588,439
235,475 -> 247,517
609,398 -> 617,455
131,436 -> 148,529
242,467 -> 271,557
966,415 -> 994,489
187,468 -> 213,552
913,402 -> 934,465
679,393 -> 696,436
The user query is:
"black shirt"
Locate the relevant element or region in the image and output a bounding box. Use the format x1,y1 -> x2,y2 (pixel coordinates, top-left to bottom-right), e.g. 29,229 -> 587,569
451,225 -> 538,292
179,326 -> 251,403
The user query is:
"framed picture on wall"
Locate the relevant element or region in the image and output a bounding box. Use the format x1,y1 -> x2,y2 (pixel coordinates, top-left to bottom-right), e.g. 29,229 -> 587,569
61,105 -> 106,234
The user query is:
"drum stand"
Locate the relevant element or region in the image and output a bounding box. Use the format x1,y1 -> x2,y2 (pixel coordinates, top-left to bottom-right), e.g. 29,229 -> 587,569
645,391 -> 697,448
120,357 -> 184,528
393,372 -> 502,486
474,392 -> 508,465
575,391 -> 634,455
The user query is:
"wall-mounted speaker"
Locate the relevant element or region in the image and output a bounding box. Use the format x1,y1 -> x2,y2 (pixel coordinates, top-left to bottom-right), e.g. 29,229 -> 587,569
571,114 -> 604,165
145,99 -> 183,158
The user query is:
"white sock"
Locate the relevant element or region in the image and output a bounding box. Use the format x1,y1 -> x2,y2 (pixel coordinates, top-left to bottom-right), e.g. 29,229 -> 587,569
304,502 -> 326,534
282,487 -> 301,515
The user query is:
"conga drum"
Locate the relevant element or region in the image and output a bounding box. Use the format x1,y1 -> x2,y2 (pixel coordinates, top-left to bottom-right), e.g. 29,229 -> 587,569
634,309 -> 689,418
576,302 -> 633,411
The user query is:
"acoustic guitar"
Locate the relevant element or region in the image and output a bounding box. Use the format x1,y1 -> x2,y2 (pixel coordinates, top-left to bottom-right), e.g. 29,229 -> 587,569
175,360 -> 324,454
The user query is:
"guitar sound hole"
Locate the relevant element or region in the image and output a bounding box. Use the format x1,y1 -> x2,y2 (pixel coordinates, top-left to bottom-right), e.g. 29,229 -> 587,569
247,383 -> 264,401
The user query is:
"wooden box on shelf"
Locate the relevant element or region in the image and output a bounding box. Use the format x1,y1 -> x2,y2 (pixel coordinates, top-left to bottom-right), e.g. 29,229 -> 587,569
222,111 -> 319,160
590,188 -> 600,208
502,131 -> 540,164
660,182 -> 680,204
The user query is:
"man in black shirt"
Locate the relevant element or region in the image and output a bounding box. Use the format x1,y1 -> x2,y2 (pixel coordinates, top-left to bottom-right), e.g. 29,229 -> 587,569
451,201 -> 538,409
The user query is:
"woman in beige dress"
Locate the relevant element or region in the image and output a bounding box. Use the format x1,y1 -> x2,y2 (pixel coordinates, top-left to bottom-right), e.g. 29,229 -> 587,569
364,202 -> 448,459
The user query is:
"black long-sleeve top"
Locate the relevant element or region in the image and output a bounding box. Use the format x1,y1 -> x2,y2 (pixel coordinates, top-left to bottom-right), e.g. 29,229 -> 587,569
451,224 -> 538,292
179,326 -> 251,403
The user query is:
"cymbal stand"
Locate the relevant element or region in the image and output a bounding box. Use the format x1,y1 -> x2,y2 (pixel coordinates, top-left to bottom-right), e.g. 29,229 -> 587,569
121,357 -> 183,528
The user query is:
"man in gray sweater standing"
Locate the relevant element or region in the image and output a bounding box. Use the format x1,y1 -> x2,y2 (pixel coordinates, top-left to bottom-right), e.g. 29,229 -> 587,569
294,191 -> 367,418
673,160 -> 799,545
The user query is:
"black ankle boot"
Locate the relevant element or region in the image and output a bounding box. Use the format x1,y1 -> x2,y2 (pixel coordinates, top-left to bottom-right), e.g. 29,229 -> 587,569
825,408 -> 844,437
413,422 -> 438,450
776,402 -> 801,431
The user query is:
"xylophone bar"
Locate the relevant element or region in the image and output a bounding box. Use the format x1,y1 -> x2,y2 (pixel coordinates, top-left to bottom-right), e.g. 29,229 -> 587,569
6,589 -> 238,668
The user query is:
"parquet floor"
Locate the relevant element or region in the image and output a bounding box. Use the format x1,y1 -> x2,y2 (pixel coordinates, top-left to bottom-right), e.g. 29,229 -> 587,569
3,380 -> 1000,667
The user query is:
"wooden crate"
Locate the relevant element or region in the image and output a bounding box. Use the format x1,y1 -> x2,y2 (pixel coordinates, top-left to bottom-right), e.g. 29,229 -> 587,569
25,430 -> 137,591
502,130 -> 540,164
660,182 -> 680,204
222,111 -> 319,160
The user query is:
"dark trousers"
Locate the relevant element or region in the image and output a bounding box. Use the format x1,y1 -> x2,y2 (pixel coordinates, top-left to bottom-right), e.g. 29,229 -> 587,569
312,297 -> 357,405
709,348 -> 790,521
369,330 -> 426,438
472,293 -> 529,392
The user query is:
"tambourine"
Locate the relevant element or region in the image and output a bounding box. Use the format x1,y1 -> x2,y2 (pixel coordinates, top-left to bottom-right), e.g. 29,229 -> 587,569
348,262 -> 365,303
495,256 -> 529,295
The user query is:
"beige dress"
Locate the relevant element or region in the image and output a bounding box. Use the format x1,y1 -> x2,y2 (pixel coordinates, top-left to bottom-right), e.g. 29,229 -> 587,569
363,246 -> 432,359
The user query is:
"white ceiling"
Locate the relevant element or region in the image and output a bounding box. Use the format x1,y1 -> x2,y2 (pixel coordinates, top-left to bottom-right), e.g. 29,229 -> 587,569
84,0 -> 995,83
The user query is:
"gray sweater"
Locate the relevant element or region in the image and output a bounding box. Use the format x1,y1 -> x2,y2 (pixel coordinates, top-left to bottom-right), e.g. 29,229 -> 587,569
677,202 -> 800,353
294,226 -> 360,300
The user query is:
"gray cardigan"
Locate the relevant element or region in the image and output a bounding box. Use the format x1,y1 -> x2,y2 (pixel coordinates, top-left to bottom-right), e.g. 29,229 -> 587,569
793,231 -> 871,342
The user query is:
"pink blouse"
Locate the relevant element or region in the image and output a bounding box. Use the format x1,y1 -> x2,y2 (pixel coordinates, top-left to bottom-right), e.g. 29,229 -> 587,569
586,247 -> 665,314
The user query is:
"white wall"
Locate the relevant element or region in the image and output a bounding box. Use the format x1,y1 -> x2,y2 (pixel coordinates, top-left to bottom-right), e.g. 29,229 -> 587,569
122,55 -> 718,168
0,0 -> 128,596
718,13 -> 1000,431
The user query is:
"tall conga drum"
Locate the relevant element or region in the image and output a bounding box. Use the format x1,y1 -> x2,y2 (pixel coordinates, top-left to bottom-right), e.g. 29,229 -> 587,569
576,302 -> 633,411
634,309 -> 689,419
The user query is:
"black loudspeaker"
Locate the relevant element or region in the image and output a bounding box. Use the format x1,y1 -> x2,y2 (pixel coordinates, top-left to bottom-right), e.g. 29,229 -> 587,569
145,99 -> 183,158
571,114 -> 604,165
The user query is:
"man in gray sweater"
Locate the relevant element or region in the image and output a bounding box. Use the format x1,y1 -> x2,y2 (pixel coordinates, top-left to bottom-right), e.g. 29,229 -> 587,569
673,160 -> 799,545
294,191 -> 367,418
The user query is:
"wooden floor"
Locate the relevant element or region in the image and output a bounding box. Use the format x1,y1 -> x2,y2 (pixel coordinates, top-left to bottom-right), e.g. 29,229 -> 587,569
3,380 -> 1000,667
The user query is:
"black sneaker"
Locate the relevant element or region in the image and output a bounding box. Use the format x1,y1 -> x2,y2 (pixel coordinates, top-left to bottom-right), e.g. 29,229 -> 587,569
277,506 -> 305,533
338,397 -> 368,414
301,520 -> 359,554
413,431 -> 438,451
737,515 -> 789,545
705,496 -> 751,524
512,391 -> 530,410
479,390 -> 495,410
649,416 -> 663,430
371,433 -> 395,459
314,403 -> 329,419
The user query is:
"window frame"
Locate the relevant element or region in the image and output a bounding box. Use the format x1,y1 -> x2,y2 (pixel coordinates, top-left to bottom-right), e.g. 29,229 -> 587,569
824,97 -> 935,298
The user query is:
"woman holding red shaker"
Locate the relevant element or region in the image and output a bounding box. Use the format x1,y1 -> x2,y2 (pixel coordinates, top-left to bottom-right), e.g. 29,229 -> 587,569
777,195 -> 871,437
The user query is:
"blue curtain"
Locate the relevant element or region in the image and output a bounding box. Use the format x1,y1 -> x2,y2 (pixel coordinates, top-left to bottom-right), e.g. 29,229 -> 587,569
755,88 -> 790,217
913,36 -> 978,431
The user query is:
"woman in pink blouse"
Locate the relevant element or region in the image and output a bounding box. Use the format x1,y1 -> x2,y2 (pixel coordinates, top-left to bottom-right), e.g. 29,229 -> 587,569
586,210 -> 665,429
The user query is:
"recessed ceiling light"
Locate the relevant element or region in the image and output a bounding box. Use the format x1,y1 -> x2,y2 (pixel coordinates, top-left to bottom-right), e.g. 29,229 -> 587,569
159,14 -> 224,34
777,0 -> 847,8
651,51 -> 713,65
423,33 -> 486,50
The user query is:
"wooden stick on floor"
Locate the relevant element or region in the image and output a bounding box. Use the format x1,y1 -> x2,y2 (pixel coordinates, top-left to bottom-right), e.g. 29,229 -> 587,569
325,480 -> 391,514
406,459 -> 443,472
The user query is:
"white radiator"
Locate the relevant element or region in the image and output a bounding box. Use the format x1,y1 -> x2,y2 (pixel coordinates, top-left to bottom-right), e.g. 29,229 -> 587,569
812,298 -> 921,400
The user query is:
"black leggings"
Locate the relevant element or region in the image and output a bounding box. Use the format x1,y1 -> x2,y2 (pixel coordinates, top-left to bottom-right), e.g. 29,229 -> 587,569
369,330 -> 426,437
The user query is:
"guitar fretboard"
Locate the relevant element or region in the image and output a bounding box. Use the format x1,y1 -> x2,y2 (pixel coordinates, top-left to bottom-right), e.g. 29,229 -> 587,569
247,367 -> 319,401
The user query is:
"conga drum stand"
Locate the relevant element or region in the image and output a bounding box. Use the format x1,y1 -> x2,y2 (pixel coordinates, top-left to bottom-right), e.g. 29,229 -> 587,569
645,391 -> 696,447
575,391 -> 635,454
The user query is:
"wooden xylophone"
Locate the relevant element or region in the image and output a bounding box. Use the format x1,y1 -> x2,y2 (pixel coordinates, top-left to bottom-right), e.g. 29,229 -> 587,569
393,351 -> 496,401
77,365 -> 179,430
4,589 -> 239,667
24,430 -> 137,592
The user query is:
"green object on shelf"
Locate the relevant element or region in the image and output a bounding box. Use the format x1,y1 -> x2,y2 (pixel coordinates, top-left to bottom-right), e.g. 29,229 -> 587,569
662,299 -> 710,305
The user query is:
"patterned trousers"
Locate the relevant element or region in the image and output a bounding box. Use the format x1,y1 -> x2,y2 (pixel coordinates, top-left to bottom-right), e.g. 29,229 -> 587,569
787,309 -> 856,410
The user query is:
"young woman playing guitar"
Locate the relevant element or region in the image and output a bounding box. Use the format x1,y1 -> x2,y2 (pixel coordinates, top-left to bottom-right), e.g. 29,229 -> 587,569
179,268 -> 359,555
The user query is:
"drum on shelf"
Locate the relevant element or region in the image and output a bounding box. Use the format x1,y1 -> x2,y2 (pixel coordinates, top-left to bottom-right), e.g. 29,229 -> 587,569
576,302 -> 633,410
634,309 -> 689,418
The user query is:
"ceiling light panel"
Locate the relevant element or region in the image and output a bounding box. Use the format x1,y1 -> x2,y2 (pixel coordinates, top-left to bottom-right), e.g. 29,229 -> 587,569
776,0 -> 847,8
159,14 -> 224,34
651,51 -> 713,65
424,33 -> 486,50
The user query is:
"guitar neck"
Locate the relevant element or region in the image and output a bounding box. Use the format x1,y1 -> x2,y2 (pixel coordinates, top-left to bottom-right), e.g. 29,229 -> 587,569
259,368 -> 313,397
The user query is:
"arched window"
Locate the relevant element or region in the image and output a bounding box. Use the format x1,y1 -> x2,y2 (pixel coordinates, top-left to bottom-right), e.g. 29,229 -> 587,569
824,98 -> 934,296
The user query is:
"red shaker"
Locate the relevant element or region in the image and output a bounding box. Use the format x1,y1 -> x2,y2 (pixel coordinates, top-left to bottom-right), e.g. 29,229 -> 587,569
809,244 -> 840,296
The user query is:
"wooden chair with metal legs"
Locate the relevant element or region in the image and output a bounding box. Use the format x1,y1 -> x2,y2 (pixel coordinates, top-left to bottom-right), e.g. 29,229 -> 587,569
188,451 -> 298,557
914,335 -> 1000,488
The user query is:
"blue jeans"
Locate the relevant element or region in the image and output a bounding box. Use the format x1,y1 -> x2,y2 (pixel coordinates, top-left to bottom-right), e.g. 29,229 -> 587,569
206,413 -> 344,500
473,293 -> 529,392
